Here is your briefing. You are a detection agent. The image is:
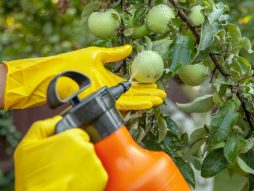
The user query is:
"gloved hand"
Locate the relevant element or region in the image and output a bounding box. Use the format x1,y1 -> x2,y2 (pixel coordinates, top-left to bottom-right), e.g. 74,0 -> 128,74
4,45 -> 166,110
14,116 -> 108,191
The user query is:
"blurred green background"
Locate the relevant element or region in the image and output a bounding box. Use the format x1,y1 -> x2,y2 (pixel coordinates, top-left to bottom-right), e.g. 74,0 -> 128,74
0,0 -> 253,190
0,0 -> 87,61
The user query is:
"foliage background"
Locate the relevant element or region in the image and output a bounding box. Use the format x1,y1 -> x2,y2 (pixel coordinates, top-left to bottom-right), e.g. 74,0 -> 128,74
0,0 -> 253,190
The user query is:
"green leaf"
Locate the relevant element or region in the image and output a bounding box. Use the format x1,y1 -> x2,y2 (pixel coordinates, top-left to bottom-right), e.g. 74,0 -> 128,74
239,37 -> 254,53
129,120 -> 139,140
187,139 -> 206,156
132,40 -> 145,52
158,117 -> 168,143
224,134 -> 243,163
137,126 -> 146,143
111,12 -> 121,23
201,0 -> 215,10
81,1 -> 101,19
90,39 -> 112,47
237,157 -> 254,175
208,101 -> 239,144
248,175 -> 254,191
133,6 -> 148,25
201,149 -> 228,178
231,57 -> 252,80
208,2 -> 226,24
176,94 -> 214,113
152,37 -> 173,60
164,116 -> 181,138
168,34 -> 195,74
240,138 -> 254,154
240,149 -> 254,170
228,23 -> 241,41
213,93 -> 224,107
217,28 -> 227,41
227,23 -> 253,55
198,20 -> 220,51
190,127 -> 208,143
191,156 -> 202,170
188,128 -> 208,155
174,157 -> 195,187
145,36 -> 153,51
142,133 -> 162,151
124,28 -> 134,36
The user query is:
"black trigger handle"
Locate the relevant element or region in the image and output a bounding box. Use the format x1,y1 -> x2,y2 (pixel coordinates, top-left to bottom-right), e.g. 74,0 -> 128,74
47,71 -> 91,109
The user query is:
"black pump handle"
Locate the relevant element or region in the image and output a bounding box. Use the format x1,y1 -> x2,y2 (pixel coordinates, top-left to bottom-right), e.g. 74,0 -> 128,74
47,71 -> 91,109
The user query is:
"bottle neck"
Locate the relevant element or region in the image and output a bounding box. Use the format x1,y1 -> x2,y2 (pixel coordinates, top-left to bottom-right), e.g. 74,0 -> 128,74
85,107 -> 124,143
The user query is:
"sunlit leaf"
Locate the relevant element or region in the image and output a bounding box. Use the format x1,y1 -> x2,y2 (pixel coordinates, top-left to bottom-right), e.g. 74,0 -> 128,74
237,157 -> 254,175
198,20 -> 220,51
208,2 -> 226,24
176,94 -> 214,113
124,28 -> 134,36
228,23 -> 241,41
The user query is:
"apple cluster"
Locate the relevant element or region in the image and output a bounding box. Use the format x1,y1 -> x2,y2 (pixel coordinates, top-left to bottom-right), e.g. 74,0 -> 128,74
87,4 -> 206,85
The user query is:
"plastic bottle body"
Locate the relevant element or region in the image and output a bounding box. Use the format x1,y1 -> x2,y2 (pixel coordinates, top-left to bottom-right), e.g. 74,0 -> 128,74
95,126 -> 191,191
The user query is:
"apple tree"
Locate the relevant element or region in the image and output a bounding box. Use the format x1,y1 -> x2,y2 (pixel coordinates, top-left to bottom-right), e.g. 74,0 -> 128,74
81,0 -> 254,189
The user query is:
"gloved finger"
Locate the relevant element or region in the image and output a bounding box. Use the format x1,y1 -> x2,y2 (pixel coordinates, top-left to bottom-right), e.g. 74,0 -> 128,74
124,88 -> 167,99
131,83 -> 158,89
57,128 -> 90,143
116,96 -> 163,110
56,77 -> 79,100
98,45 -> 132,63
23,116 -> 62,141
116,99 -> 152,110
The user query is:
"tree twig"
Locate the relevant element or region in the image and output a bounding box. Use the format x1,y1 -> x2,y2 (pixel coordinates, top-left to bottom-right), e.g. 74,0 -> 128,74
209,53 -> 229,77
168,0 -> 254,129
57,0 -> 71,13
168,0 -> 200,40
148,0 -> 152,8
120,0 -> 127,74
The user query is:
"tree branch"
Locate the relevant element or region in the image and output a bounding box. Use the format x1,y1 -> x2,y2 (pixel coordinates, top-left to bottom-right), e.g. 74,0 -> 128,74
168,0 -> 254,129
121,0 -> 125,45
148,0 -> 152,8
117,0 -> 127,74
168,0 -> 200,40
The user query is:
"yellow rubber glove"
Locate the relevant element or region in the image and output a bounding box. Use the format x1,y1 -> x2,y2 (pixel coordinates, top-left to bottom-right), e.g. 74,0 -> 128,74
3,45 -> 166,110
14,116 -> 108,191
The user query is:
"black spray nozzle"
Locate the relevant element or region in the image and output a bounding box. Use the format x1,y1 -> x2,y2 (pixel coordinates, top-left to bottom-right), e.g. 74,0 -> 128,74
109,81 -> 131,100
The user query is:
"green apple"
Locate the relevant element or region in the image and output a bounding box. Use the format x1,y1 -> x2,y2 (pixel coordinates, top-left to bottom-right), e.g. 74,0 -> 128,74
147,4 -> 175,33
178,63 -> 208,86
131,51 -> 164,83
88,9 -> 121,39
189,5 -> 205,25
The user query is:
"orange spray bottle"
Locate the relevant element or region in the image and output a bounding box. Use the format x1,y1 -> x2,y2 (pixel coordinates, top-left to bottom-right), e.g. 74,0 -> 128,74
47,71 -> 191,191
